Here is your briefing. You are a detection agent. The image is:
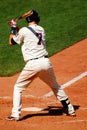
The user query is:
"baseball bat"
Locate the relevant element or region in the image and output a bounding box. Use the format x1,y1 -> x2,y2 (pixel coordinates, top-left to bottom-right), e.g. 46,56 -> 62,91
15,10 -> 33,21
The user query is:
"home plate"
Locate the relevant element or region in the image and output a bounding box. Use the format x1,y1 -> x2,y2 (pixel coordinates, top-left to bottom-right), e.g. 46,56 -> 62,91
22,107 -> 44,112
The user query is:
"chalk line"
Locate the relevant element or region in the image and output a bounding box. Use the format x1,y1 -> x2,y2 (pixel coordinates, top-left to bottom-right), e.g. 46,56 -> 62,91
0,96 -> 11,99
43,71 -> 87,97
57,119 -> 87,124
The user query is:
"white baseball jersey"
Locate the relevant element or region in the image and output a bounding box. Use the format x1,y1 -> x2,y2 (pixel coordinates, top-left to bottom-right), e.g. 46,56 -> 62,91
13,24 -> 48,62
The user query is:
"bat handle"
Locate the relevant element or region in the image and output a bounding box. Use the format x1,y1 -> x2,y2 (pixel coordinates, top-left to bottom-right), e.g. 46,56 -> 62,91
18,16 -> 22,20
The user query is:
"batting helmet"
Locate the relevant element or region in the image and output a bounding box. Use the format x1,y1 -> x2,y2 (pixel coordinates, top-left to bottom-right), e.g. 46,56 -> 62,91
26,10 -> 40,23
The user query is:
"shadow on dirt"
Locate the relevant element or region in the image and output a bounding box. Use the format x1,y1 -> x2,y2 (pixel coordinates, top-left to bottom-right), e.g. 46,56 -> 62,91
20,105 -> 80,121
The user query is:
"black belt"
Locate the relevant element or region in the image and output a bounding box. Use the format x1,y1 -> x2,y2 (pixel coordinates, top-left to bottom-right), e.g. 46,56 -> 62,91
30,55 -> 48,60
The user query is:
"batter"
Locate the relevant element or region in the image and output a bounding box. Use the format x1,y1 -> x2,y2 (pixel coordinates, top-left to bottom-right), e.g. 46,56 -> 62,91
7,10 -> 76,121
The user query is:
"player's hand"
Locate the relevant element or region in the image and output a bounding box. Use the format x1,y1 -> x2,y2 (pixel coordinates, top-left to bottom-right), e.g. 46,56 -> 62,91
8,19 -> 17,28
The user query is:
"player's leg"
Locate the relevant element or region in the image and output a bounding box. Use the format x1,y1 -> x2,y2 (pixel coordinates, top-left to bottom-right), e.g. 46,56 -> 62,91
39,68 -> 76,116
7,60 -> 39,120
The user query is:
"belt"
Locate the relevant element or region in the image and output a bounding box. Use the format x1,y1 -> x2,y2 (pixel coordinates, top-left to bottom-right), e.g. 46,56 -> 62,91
30,55 -> 48,60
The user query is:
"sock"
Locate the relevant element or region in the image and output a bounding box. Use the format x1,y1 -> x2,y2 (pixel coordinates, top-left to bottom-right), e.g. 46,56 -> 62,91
61,98 -> 70,108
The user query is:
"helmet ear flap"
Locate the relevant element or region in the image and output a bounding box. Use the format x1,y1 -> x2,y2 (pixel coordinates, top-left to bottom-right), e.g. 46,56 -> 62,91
26,17 -> 30,23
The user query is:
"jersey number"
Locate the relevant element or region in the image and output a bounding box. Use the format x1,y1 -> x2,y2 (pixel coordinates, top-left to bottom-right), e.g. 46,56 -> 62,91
37,33 -> 42,45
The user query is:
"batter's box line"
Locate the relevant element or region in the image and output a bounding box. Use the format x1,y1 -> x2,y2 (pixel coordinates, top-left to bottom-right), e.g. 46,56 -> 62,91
55,119 -> 87,124
43,71 -> 87,98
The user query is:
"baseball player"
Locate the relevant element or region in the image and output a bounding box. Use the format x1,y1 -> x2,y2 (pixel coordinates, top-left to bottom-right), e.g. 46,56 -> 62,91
7,10 -> 76,121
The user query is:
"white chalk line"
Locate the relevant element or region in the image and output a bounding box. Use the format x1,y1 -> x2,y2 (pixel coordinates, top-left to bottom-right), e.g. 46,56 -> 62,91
0,94 -> 36,99
43,71 -> 87,97
57,119 -> 87,124
0,71 -> 87,100
80,107 -> 87,110
0,96 -> 11,99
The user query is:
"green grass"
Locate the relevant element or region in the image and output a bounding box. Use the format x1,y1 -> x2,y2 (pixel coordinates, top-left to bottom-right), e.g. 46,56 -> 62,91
0,0 -> 87,76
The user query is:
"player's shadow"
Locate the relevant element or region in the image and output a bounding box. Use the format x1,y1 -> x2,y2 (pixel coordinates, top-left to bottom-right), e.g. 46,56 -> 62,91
20,105 -> 79,121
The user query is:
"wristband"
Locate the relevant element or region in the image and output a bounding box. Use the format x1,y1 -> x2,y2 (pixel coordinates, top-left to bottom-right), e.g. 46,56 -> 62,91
10,27 -> 17,34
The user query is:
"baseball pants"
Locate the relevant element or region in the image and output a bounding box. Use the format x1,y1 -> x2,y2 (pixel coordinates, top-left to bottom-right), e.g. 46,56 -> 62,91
11,57 -> 68,118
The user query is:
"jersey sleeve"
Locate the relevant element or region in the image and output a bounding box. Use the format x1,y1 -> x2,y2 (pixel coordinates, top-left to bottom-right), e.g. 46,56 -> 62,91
13,28 -> 24,45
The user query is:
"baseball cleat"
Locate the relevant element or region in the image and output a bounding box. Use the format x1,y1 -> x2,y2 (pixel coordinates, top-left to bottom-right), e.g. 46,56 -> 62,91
63,110 -> 76,117
62,104 -> 76,117
6,116 -> 20,121
69,112 -> 76,117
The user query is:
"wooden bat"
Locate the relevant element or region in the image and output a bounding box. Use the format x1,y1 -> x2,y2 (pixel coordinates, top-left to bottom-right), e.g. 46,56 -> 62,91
8,10 -> 33,27
15,10 -> 33,21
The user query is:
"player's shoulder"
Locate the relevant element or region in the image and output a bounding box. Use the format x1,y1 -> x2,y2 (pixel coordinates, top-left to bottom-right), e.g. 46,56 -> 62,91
36,25 -> 45,32
19,27 -> 28,32
37,25 -> 44,30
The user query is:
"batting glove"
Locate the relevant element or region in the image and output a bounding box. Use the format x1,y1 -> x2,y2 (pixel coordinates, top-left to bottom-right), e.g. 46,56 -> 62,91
8,19 -> 17,28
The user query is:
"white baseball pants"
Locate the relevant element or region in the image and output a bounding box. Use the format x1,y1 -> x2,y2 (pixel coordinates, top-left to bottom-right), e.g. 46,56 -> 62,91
11,57 -> 68,118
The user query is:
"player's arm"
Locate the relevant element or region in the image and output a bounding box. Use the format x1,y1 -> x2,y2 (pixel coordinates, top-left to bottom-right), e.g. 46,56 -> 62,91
8,19 -> 19,46
9,34 -> 13,46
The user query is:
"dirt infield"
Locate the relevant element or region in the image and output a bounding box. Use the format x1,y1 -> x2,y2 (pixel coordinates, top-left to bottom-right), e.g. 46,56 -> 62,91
0,39 -> 87,130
